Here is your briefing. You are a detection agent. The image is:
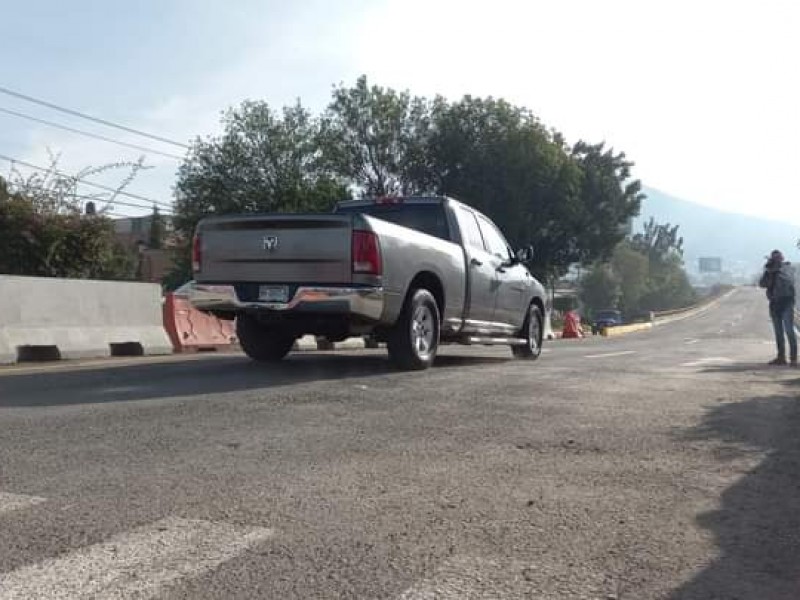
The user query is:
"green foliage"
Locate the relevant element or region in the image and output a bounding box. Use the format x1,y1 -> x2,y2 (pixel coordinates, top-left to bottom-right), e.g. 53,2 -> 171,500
0,154 -> 145,280
415,96 -> 586,281
175,101 -> 347,231
572,142 -> 644,264
631,217 -> 684,261
610,241 -> 650,314
171,100 -> 350,285
580,219 -> 696,316
579,264 -> 621,313
638,252 -> 696,311
632,218 -> 695,311
321,75 -> 432,196
0,175 -> 135,279
399,96 -> 639,281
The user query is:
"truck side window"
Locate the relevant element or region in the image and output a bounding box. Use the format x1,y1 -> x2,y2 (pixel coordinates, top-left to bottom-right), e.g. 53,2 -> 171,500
477,216 -> 512,260
457,207 -> 485,251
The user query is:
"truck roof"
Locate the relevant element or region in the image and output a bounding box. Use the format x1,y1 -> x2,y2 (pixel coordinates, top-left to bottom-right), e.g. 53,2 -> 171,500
336,195 -> 453,209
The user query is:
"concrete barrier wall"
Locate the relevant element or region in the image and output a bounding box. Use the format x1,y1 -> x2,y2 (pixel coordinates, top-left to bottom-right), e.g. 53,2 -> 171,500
0,276 -> 172,364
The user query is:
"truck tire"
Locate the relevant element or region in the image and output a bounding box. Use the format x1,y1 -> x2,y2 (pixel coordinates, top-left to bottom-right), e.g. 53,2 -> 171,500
387,289 -> 440,370
236,315 -> 295,362
512,303 -> 543,360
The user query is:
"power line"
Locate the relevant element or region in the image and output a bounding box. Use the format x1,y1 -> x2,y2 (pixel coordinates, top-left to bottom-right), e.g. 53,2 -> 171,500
0,153 -> 174,211
71,192 -> 174,214
0,106 -> 184,160
0,85 -> 190,149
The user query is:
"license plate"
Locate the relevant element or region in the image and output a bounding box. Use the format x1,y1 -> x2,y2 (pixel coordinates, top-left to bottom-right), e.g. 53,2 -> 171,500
258,285 -> 290,303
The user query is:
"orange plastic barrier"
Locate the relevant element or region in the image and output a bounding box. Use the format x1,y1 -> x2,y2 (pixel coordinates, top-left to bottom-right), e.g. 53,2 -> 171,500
163,293 -> 237,352
561,310 -> 584,339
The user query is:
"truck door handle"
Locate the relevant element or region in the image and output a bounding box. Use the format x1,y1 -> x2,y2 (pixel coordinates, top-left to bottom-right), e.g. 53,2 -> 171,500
470,258 -> 483,267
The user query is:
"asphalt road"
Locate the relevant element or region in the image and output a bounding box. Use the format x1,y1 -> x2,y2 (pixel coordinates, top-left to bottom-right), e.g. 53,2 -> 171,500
1,287 -> 799,599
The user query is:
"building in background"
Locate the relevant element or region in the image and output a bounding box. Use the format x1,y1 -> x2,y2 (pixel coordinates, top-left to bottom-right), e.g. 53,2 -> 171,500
113,214 -> 176,284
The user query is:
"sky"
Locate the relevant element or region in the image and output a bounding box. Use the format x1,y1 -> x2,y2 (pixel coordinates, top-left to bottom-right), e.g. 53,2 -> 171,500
1,0 -> 798,227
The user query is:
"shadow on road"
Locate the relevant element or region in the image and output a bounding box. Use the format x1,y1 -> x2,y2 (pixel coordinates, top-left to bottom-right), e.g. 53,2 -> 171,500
670,384 -> 800,599
0,351 -> 512,408
700,363 -> 791,374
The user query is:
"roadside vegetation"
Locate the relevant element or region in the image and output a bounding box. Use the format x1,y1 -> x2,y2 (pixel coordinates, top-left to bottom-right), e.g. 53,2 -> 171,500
580,218 -> 697,319
0,156 -> 144,280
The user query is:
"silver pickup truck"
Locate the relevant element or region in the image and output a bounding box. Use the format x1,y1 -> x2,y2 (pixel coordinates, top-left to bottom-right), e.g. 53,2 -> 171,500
190,196 -> 547,370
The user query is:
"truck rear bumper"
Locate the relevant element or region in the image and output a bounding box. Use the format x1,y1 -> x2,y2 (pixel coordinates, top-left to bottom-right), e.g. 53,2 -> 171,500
189,284 -> 385,321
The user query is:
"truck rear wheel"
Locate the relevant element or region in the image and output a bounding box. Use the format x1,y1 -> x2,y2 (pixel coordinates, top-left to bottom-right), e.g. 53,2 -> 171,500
236,315 -> 295,362
387,289 -> 440,370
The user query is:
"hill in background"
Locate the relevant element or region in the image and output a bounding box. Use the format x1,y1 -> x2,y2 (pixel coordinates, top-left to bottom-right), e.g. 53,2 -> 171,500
635,187 -> 799,283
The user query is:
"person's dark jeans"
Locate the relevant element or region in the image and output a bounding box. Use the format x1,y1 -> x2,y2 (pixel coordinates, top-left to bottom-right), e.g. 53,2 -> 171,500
770,297 -> 797,361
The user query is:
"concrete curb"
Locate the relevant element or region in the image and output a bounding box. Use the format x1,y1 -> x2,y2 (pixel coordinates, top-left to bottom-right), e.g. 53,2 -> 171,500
601,322 -> 654,337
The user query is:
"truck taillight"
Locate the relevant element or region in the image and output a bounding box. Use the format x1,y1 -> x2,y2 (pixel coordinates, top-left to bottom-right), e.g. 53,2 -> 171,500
352,230 -> 382,275
375,196 -> 404,205
192,232 -> 202,273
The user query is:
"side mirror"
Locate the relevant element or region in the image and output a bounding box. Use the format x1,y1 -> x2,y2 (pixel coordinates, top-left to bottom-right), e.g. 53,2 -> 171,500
516,245 -> 534,263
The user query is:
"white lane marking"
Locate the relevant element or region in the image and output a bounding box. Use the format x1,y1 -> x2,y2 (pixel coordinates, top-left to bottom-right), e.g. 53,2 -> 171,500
681,357 -> 734,367
0,517 -> 274,600
684,338 -> 700,345
0,492 -> 46,515
584,351 -> 636,359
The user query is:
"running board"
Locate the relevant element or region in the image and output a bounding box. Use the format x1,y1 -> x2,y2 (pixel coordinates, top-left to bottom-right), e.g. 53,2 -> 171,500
464,336 -> 528,346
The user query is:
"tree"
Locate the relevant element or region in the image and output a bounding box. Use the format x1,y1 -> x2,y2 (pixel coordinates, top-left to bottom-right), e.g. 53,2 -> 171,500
0,179 -> 135,279
631,217 -> 684,262
148,205 -> 165,249
571,142 -> 644,264
629,218 -> 695,311
580,264 -> 621,313
321,75 -> 433,196
0,156 -> 142,280
170,100 -> 349,286
610,241 -> 650,315
411,95 -> 639,283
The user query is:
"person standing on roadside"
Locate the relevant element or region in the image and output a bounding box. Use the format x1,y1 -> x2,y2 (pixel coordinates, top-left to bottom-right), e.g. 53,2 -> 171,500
759,250 -> 797,366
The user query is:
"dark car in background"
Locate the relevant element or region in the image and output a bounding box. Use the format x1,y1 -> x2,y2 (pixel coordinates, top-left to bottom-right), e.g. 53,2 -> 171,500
591,309 -> 623,334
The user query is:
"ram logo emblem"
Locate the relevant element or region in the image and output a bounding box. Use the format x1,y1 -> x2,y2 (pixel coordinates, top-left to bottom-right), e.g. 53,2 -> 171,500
262,236 -> 279,252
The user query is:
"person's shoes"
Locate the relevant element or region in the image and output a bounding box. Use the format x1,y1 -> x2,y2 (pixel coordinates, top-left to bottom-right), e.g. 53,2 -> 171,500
769,357 -> 788,366
791,358 -> 798,368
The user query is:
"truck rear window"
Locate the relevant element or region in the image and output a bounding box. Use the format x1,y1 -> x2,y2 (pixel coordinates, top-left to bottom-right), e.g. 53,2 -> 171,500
335,204 -> 451,241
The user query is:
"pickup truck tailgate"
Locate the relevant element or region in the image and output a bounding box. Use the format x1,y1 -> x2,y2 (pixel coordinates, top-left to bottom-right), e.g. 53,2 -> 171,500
198,215 -> 353,283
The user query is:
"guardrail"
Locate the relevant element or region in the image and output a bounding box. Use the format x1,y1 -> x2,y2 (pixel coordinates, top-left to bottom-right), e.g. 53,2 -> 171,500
652,287 -> 734,320
651,287 -> 736,325
597,287 -> 737,337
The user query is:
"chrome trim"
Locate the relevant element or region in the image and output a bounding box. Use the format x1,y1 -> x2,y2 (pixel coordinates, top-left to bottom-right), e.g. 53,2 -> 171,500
462,318 -> 517,335
189,283 -> 384,321
466,337 -> 527,346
